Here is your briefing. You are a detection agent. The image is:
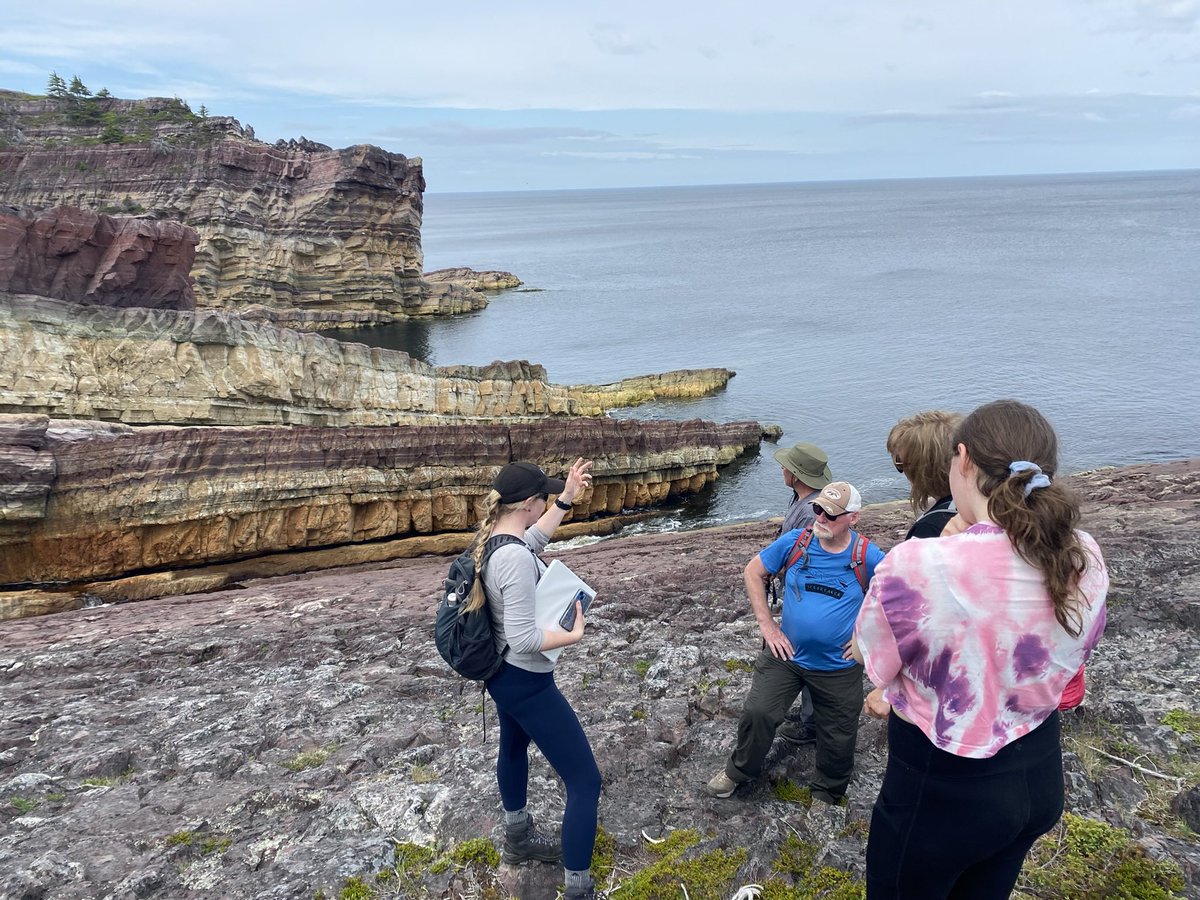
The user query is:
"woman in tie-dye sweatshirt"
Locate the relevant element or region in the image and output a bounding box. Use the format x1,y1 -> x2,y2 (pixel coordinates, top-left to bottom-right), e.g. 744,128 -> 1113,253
852,400 -> 1108,900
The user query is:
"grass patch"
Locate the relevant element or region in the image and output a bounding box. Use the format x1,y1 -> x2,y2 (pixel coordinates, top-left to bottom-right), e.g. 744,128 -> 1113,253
376,841 -> 436,892
201,835 -> 232,855
761,833 -> 865,899
724,657 -> 754,674
337,875 -> 375,900
10,797 -> 39,814
1163,709 -> 1200,738
631,707 -> 647,721
411,764 -> 438,784
608,828 -> 746,899
165,830 -> 194,848
772,778 -> 813,806
1015,813 -> 1185,899
591,825 -> 619,884
283,746 -> 333,773
45,792 -> 66,803
632,660 -> 652,678
429,837 -> 500,874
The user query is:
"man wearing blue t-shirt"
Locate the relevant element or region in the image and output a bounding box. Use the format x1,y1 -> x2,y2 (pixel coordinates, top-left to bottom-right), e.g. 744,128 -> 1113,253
706,481 -> 885,805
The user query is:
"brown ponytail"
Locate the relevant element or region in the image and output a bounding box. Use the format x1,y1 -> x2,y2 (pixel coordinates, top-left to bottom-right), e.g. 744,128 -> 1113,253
953,400 -> 1092,637
463,490 -> 528,612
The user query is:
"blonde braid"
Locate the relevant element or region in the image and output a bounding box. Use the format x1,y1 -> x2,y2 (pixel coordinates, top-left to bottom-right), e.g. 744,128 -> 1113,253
463,491 -> 502,613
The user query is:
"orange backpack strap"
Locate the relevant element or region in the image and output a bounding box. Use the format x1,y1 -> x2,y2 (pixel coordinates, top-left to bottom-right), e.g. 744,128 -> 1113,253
776,527 -> 814,577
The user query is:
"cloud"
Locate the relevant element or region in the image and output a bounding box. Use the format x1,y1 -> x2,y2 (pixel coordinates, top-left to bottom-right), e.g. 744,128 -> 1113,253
372,122 -> 617,148
542,150 -> 702,160
1084,0 -> 1200,34
853,90 -> 1200,126
590,23 -> 655,56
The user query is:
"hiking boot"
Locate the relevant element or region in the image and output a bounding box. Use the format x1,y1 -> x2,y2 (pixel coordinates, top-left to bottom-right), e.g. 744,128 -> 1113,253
705,770 -> 738,798
563,876 -> 601,899
810,787 -> 845,806
777,718 -> 817,745
502,813 -> 562,864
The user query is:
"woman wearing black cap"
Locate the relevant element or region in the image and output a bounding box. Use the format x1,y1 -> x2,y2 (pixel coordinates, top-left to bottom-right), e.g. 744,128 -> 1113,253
465,456 -> 601,899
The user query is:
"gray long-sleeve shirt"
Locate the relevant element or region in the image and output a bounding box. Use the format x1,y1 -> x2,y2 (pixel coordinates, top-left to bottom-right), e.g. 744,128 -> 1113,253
483,524 -> 554,673
779,488 -> 820,536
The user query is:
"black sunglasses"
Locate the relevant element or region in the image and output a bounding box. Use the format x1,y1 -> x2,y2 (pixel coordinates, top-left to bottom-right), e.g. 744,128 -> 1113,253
812,502 -> 847,521
892,456 -> 905,474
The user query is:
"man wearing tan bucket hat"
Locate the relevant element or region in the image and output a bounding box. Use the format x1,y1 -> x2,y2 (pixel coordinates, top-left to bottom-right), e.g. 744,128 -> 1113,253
773,442 -> 834,536
770,442 -> 834,745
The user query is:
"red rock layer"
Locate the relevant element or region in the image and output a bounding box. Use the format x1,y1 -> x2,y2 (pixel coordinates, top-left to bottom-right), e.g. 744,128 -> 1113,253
0,415 -> 766,584
0,205 -> 196,309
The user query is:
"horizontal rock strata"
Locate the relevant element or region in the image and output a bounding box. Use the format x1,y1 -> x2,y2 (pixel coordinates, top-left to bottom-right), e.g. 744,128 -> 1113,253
0,205 -> 197,309
570,368 -> 736,408
423,267 -> 522,291
0,92 -> 480,323
0,461 -> 1196,899
0,415 -> 766,587
0,294 -> 734,426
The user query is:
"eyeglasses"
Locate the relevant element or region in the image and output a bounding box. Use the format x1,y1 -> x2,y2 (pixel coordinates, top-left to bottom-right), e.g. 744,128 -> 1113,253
892,456 -> 905,474
811,503 -> 846,521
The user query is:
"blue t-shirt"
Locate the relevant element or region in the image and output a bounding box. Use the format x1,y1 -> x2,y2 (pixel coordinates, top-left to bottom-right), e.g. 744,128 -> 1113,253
759,528 -> 886,671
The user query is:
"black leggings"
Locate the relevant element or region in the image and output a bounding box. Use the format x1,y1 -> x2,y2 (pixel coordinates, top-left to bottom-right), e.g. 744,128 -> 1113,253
486,662 -> 601,872
866,711 -> 1064,900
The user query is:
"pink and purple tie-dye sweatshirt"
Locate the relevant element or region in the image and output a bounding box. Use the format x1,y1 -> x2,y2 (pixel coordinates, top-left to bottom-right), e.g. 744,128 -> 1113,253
854,522 -> 1108,759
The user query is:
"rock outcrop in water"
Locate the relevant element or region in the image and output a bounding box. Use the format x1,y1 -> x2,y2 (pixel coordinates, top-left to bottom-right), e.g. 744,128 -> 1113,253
0,294 -> 735,427
0,461 -> 1196,899
0,90 -> 482,327
423,267 -> 522,292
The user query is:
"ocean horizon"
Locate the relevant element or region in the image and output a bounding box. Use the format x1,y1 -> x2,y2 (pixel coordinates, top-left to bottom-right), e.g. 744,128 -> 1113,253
326,169 -> 1200,530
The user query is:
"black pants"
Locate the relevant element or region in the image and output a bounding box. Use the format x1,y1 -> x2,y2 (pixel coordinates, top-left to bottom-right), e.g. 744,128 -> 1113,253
866,711 -> 1064,900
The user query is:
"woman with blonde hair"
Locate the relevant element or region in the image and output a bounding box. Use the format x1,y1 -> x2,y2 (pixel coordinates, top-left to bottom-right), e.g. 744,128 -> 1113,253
854,400 -> 1108,899
469,457 -> 602,900
886,410 -> 963,540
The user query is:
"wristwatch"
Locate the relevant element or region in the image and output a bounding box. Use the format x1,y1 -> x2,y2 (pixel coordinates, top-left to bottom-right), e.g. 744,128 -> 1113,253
554,498 -> 573,511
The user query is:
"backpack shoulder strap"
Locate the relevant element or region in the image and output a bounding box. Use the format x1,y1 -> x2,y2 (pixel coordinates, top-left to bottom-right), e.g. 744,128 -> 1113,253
849,534 -> 873,593
776,528 -> 814,577
481,533 -> 527,566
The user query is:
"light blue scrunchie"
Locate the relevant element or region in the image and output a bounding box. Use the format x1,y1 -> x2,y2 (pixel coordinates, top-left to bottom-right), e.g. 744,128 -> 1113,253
1009,460 -> 1052,498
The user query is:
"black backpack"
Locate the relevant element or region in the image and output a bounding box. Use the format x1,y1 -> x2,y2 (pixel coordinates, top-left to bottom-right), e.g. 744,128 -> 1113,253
435,534 -> 527,681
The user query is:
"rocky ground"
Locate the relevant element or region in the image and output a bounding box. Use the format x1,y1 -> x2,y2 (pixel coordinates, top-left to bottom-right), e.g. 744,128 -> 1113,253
1,461 -> 1198,900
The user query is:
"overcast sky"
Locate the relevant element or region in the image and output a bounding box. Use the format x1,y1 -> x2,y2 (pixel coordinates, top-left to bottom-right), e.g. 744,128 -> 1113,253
3,0 -> 1199,192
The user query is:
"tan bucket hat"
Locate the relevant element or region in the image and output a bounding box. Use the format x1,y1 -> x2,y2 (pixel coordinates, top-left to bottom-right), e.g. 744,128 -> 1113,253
772,442 -> 833,490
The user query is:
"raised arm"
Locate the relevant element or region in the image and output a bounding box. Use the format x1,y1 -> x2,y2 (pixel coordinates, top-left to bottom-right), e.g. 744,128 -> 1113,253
535,457 -> 593,539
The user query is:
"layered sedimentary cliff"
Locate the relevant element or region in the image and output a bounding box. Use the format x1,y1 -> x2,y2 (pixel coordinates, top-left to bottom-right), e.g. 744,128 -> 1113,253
0,461 -> 1196,900
0,293 -> 734,426
0,414 -> 765,587
0,91 -> 481,325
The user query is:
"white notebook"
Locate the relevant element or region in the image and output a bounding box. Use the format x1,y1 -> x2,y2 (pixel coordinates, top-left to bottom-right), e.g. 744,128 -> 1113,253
534,559 -> 596,662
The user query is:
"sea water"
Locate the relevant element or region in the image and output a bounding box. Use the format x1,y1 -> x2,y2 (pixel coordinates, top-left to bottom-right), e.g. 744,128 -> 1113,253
325,171 -> 1200,528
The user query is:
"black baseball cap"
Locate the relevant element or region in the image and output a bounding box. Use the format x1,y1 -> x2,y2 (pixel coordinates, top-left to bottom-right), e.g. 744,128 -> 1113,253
494,461 -> 566,504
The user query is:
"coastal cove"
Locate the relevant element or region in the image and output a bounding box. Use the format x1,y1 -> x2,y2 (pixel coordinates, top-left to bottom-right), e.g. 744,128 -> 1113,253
330,171 -> 1200,527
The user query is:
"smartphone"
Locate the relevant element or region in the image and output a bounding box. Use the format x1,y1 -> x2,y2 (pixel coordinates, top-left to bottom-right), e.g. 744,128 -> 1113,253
558,590 -> 594,631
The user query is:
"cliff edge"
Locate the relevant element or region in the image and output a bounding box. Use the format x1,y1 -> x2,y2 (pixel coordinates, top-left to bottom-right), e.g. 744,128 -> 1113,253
0,89 -> 482,327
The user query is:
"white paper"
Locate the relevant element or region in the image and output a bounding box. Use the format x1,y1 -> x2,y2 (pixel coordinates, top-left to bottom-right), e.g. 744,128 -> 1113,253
534,559 -> 596,662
